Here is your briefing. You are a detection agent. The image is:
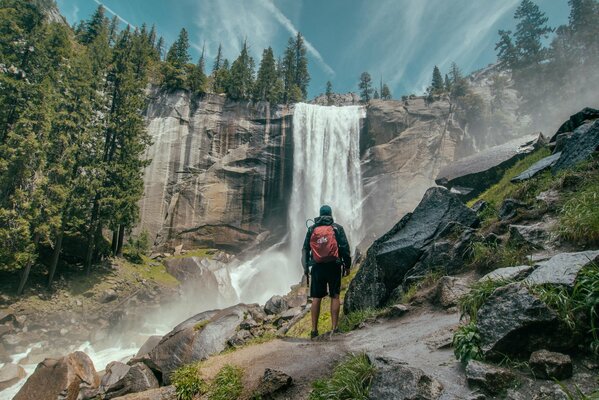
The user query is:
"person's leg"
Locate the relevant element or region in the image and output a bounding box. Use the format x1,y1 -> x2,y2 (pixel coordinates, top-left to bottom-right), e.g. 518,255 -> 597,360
330,295 -> 340,331
311,297 -> 322,334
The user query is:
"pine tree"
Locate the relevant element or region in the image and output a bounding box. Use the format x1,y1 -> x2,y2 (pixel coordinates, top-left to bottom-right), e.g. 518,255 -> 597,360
449,62 -> 468,100
254,47 -> 279,103
155,37 -> 165,60
358,72 -> 373,102
373,90 -> 380,99
513,0 -> 553,66
381,84 -> 392,100
226,40 -> 255,100
188,46 -> 207,95
213,59 -> 230,94
163,28 -> 191,90
495,30 -> 519,69
325,81 -> 333,105
212,44 -> 223,74
444,74 -> 452,92
79,5 -> 108,45
431,65 -> 444,94
567,0 -> 599,59
294,32 -> 310,100
282,37 -> 296,103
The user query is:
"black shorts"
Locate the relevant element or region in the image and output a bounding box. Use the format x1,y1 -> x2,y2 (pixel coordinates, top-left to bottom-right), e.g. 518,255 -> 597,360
310,262 -> 342,298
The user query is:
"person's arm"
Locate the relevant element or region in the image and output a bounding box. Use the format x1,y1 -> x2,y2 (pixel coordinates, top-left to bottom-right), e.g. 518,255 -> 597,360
301,228 -> 312,275
334,224 -> 351,269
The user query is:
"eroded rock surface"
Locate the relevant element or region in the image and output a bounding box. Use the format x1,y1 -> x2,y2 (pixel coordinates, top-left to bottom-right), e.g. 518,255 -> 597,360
525,251 -> 599,288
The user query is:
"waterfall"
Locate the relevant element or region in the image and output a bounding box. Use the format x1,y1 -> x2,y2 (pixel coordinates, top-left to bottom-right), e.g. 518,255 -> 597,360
231,103 -> 365,304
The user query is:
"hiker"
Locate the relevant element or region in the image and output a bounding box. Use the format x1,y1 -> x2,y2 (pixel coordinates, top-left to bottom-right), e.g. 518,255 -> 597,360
302,204 -> 351,338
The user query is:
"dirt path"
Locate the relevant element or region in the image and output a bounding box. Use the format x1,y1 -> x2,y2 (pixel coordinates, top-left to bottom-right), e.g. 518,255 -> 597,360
199,308 -> 473,399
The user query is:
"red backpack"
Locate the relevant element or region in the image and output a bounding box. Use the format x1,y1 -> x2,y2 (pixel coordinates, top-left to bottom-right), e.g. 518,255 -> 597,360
309,225 -> 339,263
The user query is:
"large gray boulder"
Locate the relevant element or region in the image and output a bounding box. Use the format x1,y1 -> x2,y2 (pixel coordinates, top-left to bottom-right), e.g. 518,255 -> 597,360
480,265 -> 533,282
435,134 -> 542,201
465,360 -> 516,394
345,187 -> 478,313
529,350 -> 573,380
143,305 -> 250,384
14,351 -> 100,400
550,107 -> 599,142
525,251 -> 599,288
102,362 -> 159,399
367,355 -> 443,400
552,120 -> 599,172
511,152 -> 562,182
476,283 -> 570,357
111,385 -> 176,400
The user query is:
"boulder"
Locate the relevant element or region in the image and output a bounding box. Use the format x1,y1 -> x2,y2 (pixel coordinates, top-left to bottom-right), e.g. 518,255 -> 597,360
529,350 -> 572,380
550,107 -> 599,142
252,368 -> 293,399
227,329 -> 253,348
508,220 -> 555,249
100,289 -> 118,303
135,335 -> 163,358
144,305 -> 248,384
381,304 -> 410,318
471,200 -> 488,214
435,134 -> 542,201
552,120 -> 599,172
110,385 -> 176,400
0,363 -> 26,390
345,187 -> 478,313
264,295 -> 289,315
480,265 -> 533,282
525,251 -> 599,288
102,362 -> 160,399
367,355 -> 443,400
465,360 -> 516,394
476,283 -> 568,357
0,310 -> 14,324
14,351 -> 100,400
498,199 -> 528,220
435,276 -> 470,308
511,152 -> 562,182
0,342 -> 10,363
535,189 -> 560,209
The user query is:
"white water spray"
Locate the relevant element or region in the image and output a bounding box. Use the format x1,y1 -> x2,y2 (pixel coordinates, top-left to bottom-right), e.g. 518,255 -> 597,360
231,103 -> 365,304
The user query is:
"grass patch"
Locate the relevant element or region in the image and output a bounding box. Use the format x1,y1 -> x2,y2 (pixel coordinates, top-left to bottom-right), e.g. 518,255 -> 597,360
208,364 -> 244,400
338,308 -> 382,332
398,269 -> 444,304
194,319 -> 210,331
309,353 -> 375,400
558,181 -> 599,246
458,278 -> 514,321
222,331 -> 277,354
468,241 -> 530,272
453,321 -> 482,363
170,248 -> 216,259
172,362 -> 207,400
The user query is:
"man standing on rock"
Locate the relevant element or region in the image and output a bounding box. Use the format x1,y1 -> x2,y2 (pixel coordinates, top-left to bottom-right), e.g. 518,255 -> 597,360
302,205 -> 351,338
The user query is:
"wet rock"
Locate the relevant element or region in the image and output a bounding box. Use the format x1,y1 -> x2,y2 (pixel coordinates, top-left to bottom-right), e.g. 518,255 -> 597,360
278,307 -> 302,321
498,199 -> 528,220
551,107 -> 599,142
529,350 -> 572,380
381,304 -> 410,318
508,220 -> 555,249
264,295 -> 289,315
526,251 -> 599,288
477,283 -> 568,357
553,120 -> 599,172
14,351 -> 100,400
100,289 -> 118,303
239,318 -> 260,330
511,152 -> 562,182
135,335 -> 162,358
101,361 -> 131,391
435,276 -> 470,308
367,354 -> 443,399
532,384 -> 568,400
144,305 -> 248,385
102,362 -> 160,399
345,187 -> 478,313
252,368 -> 293,399
471,200 -> 488,214
227,329 -> 253,347
480,265 -> 533,282
0,363 -> 26,390
465,360 -> 516,394
435,134 -> 542,201
110,385 -> 176,400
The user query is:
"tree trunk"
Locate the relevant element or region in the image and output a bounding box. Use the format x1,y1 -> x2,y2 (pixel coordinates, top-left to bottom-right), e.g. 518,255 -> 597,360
116,225 -> 125,257
85,198 -> 100,275
17,233 -> 40,295
47,229 -> 64,287
111,229 -> 119,256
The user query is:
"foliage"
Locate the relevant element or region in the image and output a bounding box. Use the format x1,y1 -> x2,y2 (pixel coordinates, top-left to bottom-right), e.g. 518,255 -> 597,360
226,40 -> 255,101
123,230 -> 151,264
281,33 -> 310,103
338,308 -> 382,333
309,353 -> 375,400
208,364 -> 244,400
325,81 -> 333,104
468,241 -> 529,272
380,84 -> 392,100
431,65 -> 444,94
458,278 -> 514,321
453,321 -> 483,363
253,47 -> 281,103
358,72 -> 373,102
398,269 -> 444,304
172,362 -> 207,400
558,181 -> 599,246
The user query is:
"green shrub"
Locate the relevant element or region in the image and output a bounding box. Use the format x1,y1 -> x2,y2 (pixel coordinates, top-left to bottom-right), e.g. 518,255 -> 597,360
559,182 -> 599,246
309,353 -> 375,400
458,278 -> 514,321
453,321 -> 482,363
208,364 -> 244,400
172,362 -> 207,400
124,229 -> 151,264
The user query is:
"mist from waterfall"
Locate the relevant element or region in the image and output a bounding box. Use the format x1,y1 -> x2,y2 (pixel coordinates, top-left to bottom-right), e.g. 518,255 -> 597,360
231,103 -> 365,304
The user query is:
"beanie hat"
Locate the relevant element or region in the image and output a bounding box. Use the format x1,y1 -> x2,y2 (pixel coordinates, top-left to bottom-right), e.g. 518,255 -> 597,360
319,204 -> 332,216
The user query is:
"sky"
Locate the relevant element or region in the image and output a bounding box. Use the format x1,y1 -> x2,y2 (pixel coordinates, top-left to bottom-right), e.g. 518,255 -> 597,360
55,0 -> 570,99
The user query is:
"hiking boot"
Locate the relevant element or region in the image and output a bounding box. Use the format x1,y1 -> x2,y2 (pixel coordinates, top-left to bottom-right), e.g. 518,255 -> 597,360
310,330 -> 319,339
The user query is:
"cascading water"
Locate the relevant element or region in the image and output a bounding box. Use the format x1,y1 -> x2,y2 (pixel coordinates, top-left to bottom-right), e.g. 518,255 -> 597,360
231,103 -> 365,303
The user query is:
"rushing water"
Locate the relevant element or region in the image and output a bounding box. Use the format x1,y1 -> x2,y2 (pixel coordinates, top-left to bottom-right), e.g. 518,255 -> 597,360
1,103 -> 365,399
231,103 -> 365,304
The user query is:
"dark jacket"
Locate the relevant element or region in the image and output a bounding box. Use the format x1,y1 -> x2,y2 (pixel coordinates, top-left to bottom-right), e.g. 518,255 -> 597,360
302,215 -> 351,274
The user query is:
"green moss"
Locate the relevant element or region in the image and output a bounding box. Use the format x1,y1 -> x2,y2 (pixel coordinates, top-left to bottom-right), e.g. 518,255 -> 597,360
172,362 -> 207,400
309,353 -> 375,400
170,248 -> 216,259
468,241 -> 530,272
208,364 -> 244,400
194,319 -> 210,331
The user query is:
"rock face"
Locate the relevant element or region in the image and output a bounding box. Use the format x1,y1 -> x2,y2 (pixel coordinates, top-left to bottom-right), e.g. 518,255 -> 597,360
529,350 -> 573,380
252,368 -> 293,399
435,276 -> 470,308
550,107 -> 599,141
139,90 -> 294,252
0,363 -> 26,390
144,305 -> 250,384
511,152 -> 562,182
345,187 -> 478,313
525,251 -> 599,288
476,283 -> 568,358
367,355 -> 443,400
14,351 -> 100,400
465,360 -> 516,394
552,119 -> 599,172
435,134 -> 542,201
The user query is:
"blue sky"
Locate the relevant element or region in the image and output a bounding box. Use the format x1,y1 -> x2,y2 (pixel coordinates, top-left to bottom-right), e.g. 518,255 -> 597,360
56,0 -> 570,99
